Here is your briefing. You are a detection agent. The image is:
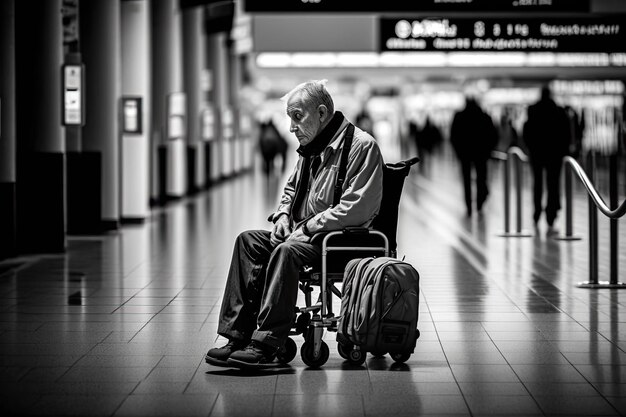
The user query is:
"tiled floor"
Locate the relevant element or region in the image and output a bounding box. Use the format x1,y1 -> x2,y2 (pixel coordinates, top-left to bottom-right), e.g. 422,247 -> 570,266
1,149 -> 625,416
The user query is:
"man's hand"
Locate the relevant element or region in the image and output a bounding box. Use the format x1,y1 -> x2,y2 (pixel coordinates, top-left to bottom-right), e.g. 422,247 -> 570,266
271,214 -> 291,247
286,227 -> 311,243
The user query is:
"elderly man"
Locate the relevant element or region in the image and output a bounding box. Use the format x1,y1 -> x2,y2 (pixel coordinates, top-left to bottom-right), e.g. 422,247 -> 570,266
205,80 -> 384,368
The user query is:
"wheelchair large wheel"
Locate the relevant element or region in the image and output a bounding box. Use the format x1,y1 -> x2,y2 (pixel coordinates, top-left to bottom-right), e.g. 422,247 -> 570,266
301,341 -> 329,368
390,352 -> 411,363
277,337 -> 297,364
347,348 -> 367,366
337,342 -> 353,360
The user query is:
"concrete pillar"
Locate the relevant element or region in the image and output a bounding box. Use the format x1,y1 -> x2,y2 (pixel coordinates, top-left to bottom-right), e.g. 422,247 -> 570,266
205,33 -> 222,184
214,32 -> 232,179
79,0 -> 122,231
0,0 -> 16,259
121,0 -> 151,222
182,6 -> 205,194
15,0 -> 66,254
152,0 -> 186,203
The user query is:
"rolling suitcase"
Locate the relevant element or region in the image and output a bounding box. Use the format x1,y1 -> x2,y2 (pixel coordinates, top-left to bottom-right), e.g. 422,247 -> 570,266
337,256 -> 420,364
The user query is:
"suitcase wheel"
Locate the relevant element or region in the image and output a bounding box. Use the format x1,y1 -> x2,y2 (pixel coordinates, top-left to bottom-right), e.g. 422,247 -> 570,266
347,348 -> 366,366
390,352 -> 411,363
337,342 -> 353,360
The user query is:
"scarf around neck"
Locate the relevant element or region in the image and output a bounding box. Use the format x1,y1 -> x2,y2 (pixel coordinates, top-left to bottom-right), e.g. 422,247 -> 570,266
296,111 -> 344,158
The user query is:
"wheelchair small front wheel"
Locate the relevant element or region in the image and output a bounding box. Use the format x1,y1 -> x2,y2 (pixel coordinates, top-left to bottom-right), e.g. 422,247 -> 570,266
277,337 -> 297,364
301,341 -> 329,368
337,342 -> 353,360
347,348 -> 366,366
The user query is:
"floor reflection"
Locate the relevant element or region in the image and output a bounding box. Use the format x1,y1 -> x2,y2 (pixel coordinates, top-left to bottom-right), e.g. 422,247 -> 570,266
1,151 -> 626,416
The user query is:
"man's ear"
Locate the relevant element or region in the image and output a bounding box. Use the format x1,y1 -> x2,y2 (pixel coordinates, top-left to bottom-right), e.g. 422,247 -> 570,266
317,105 -> 329,123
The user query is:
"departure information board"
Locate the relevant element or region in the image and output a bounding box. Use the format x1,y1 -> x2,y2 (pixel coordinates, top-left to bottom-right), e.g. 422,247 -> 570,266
244,0 -> 589,13
379,17 -> 626,52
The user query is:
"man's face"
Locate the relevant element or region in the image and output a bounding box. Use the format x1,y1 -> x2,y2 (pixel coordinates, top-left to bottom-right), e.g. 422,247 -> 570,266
286,93 -> 323,146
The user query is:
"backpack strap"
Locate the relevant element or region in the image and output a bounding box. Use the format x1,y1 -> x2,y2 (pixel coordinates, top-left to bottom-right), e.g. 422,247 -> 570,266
333,124 -> 354,207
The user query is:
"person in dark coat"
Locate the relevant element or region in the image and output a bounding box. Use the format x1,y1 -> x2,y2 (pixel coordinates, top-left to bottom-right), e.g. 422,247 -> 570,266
258,118 -> 288,177
523,86 -> 571,235
450,96 -> 499,216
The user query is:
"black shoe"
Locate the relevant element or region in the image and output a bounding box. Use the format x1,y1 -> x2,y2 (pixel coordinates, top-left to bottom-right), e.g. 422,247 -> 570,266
227,341 -> 279,369
205,338 -> 248,367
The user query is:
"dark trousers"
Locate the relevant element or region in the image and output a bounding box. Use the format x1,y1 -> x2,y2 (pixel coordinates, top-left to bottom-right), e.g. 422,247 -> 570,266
460,158 -> 489,214
531,159 -> 562,226
217,230 -> 321,349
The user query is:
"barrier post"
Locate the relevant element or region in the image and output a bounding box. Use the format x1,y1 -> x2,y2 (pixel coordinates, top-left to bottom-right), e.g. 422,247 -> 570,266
515,155 -> 523,234
577,151 -> 620,288
499,150 -> 532,238
504,157 -> 510,234
609,153 -> 619,285
579,152 -> 600,285
555,163 -> 582,241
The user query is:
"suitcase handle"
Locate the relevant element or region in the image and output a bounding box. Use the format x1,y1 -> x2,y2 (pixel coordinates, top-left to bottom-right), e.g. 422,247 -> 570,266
342,227 -> 370,234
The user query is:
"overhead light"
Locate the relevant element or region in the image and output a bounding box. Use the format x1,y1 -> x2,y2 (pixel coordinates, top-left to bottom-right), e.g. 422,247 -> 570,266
256,53 -> 291,68
254,52 -> 626,68
447,52 -> 526,67
291,53 -> 336,67
336,53 -> 379,67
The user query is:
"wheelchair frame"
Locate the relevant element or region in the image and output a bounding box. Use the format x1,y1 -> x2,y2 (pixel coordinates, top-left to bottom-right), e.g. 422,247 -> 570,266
287,229 -> 389,368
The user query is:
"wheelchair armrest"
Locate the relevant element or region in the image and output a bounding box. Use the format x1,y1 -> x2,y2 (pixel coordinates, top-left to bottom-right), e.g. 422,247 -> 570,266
310,227 -> 375,245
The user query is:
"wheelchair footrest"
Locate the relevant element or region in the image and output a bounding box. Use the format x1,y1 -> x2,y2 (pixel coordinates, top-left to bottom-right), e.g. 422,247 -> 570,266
300,304 -> 322,313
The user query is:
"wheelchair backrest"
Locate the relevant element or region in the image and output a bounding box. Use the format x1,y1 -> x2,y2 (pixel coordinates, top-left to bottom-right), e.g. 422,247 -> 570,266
371,157 -> 419,255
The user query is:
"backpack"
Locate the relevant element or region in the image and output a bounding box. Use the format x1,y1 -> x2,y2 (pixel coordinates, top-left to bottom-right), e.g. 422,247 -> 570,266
337,257 -> 420,357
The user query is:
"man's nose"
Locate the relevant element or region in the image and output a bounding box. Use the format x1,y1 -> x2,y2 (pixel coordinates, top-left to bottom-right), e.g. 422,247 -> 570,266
289,123 -> 298,133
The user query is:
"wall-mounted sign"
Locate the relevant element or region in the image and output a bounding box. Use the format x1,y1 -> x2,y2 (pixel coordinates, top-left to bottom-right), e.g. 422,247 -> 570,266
551,80 -> 625,96
167,92 -> 186,140
122,97 -> 142,134
62,64 -> 84,126
380,17 -> 626,53
245,0 -> 588,13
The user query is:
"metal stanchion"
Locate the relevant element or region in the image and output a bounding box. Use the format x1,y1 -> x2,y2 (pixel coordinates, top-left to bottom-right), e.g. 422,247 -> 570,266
503,157 -> 510,234
554,164 -> 582,241
500,152 -> 532,237
577,152 -> 626,288
609,153 -> 619,285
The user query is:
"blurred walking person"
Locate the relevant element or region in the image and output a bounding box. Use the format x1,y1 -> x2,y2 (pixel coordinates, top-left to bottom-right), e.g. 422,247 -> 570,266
258,117 -> 288,177
523,86 -> 571,236
450,95 -> 498,217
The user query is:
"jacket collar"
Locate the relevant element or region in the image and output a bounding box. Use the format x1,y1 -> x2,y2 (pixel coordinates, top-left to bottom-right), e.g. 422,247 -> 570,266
296,111 -> 346,157
328,118 -> 351,152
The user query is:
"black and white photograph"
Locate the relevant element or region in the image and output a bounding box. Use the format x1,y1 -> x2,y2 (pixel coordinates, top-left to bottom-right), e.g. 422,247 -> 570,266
1,0 -> 626,416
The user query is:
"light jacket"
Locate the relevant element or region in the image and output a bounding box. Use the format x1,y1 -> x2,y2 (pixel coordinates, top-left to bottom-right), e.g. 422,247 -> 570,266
271,116 -> 384,235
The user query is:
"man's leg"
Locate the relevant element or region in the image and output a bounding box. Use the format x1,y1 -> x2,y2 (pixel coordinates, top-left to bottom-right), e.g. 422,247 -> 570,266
228,240 -> 321,367
475,158 -> 489,212
531,161 -> 544,225
206,230 -> 272,365
460,159 -> 473,215
217,230 -> 273,340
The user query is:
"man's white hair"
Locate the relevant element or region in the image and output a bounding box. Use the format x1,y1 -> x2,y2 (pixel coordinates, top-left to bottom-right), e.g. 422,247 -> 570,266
281,79 -> 335,115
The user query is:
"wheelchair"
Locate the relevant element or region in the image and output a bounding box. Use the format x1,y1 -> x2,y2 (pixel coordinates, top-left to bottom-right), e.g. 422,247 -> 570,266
276,157 -> 419,368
